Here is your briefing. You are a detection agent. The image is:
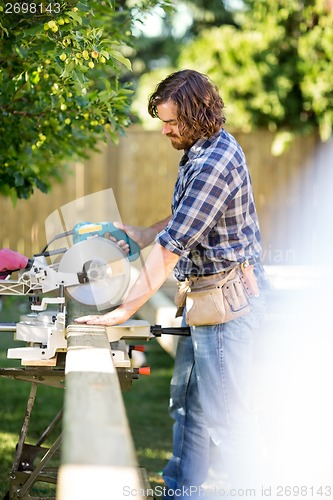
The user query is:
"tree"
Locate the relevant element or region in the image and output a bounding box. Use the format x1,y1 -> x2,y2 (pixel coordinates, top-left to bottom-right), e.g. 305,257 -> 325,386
132,0 -> 236,75
0,0 -> 171,200
135,0 -> 333,153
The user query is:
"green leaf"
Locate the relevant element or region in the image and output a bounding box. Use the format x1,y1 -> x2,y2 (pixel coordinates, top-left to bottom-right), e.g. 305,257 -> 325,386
21,24 -> 45,38
64,11 -> 83,25
109,49 -> 132,71
60,60 -> 75,78
76,2 -> 91,12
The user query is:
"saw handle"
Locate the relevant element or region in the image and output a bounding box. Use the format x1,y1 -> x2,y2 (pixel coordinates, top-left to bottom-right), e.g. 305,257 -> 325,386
150,325 -> 191,337
73,222 -> 140,261
103,223 -> 140,262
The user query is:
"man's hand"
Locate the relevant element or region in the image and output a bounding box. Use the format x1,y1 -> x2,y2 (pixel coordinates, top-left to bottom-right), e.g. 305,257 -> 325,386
103,221 -> 150,256
75,305 -> 133,326
107,216 -> 172,254
103,228 -> 131,255
112,222 -> 157,250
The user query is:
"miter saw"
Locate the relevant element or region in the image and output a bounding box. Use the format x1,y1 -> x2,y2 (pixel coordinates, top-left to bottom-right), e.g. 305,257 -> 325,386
0,221 -> 189,368
0,221 -> 146,365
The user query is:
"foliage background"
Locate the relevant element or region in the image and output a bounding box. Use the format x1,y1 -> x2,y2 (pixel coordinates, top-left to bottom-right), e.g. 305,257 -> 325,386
132,0 -> 333,155
0,0 -> 333,494
1,0 -> 332,200
0,0 -> 171,200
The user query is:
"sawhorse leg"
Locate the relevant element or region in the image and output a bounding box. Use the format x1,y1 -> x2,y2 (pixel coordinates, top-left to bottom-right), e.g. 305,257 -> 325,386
4,383 -> 63,500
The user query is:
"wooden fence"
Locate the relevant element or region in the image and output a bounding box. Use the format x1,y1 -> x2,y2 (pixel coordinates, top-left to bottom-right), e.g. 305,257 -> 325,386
0,127 -> 325,264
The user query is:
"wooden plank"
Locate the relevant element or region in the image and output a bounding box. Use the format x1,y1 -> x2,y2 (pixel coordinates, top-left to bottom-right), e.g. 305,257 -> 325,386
57,465 -> 144,500
57,326 -> 144,499
22,354 -> 58,367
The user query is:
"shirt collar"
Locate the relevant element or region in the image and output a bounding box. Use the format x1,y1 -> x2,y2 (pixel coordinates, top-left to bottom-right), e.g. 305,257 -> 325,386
185,129 -> 222,160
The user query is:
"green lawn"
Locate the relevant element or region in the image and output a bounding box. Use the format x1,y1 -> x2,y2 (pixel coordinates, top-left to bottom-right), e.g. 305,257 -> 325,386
0,297 -> 174,497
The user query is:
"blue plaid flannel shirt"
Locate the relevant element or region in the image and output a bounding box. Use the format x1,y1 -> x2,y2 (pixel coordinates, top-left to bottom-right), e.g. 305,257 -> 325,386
156,128 -> 262,281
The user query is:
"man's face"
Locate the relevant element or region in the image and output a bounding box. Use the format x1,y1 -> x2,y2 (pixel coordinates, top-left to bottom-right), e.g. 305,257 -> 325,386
156,100 -> 197,151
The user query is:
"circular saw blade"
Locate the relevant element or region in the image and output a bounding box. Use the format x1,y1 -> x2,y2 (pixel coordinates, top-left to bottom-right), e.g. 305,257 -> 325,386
58,237 -> 130,309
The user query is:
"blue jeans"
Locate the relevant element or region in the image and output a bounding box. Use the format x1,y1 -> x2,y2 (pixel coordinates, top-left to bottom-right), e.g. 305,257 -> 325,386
162,283 -> 267,499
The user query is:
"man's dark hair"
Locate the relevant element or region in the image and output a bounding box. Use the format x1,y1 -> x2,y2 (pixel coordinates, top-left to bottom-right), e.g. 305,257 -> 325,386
148,69 -> 226,138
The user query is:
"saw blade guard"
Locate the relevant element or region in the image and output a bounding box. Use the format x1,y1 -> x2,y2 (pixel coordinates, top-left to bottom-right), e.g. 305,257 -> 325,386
39,189 -> 146,310
58,237 -> 131,310
44,189 -> 128,264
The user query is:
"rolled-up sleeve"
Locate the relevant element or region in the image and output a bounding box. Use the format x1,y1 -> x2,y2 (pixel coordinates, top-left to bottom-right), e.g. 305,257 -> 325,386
156,229 -> 190,256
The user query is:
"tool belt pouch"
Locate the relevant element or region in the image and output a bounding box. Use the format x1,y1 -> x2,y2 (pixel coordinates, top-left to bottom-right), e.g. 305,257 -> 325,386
184,267 -> 252,327
174,281 -> 190,318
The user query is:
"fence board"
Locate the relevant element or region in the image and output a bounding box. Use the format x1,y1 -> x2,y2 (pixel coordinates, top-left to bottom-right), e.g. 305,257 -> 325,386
0,127 -> 322,264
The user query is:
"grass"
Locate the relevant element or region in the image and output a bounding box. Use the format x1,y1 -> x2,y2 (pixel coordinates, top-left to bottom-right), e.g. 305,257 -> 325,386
0,297 -> 174,497
123,343 -> 174,487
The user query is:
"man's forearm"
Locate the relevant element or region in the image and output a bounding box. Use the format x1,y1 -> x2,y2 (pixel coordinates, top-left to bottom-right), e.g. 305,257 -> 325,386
142,215 -> 172,247
114,215 -> 171,250
121,241 -> 179,314
74,237 -> 179,326
150,215 -> 172,233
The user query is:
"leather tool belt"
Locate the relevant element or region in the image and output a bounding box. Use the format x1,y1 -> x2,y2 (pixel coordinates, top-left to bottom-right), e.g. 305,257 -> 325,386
174,261 -> 260,327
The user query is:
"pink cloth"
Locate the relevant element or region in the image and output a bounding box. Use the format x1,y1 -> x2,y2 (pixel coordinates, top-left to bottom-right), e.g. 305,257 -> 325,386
0,248 -> 29,278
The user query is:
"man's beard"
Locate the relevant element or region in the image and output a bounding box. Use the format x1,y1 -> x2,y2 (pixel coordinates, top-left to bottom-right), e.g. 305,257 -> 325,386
168,132 -> 198,151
